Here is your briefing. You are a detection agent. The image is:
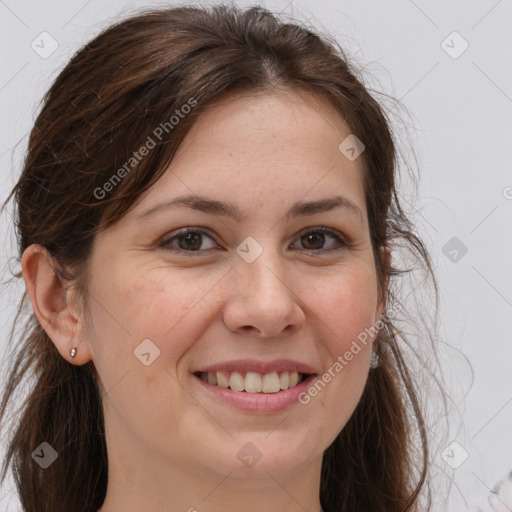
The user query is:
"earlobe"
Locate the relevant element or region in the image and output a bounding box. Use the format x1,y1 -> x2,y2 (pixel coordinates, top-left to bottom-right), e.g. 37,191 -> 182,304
21,244 -> 91,365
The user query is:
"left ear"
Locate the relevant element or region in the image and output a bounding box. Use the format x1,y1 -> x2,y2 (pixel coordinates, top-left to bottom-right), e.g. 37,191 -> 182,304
21,244 -> 93,366
375,245 -> 391,321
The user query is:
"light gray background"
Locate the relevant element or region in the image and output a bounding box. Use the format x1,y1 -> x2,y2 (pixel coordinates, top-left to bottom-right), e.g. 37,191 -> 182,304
0,1 -> 511,510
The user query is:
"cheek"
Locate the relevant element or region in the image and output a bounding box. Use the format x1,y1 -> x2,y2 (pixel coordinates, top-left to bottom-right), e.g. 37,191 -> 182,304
302,269 -> 377,443
86,268 -> 196,389
91,270 -> 217,437
306,265 -> 379,355
111,269 -> 226,361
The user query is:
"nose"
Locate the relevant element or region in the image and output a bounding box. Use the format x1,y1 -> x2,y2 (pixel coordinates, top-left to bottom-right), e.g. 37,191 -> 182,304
222,247 -> 306,338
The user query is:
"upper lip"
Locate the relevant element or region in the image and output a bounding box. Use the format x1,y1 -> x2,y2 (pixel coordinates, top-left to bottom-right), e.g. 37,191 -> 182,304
192,358 -> 318,375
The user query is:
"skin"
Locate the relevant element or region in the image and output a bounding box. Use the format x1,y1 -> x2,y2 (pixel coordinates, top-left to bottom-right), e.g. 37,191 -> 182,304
22,88 -> 389,512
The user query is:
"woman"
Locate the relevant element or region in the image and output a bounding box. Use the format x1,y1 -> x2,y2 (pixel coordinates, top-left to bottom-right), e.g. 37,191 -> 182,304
0,4 -> 440,511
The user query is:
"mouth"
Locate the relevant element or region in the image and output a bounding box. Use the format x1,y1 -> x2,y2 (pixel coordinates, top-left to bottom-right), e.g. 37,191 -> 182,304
192,370 -> 314,394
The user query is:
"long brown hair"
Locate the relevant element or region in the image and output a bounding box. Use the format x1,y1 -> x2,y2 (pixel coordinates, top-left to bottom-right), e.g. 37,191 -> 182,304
0,4 -> 440,511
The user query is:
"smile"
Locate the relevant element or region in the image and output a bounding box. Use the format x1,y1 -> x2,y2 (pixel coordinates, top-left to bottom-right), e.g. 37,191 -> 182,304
194,370 -> 309,393
191,371 -> 318,413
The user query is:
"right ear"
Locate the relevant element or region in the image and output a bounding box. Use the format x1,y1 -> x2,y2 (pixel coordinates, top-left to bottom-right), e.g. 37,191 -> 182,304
21,244 -> 93,365
375,245 -> 392,320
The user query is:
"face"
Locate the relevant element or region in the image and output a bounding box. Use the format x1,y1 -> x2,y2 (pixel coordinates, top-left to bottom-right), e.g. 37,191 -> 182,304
82,89 -> 385,488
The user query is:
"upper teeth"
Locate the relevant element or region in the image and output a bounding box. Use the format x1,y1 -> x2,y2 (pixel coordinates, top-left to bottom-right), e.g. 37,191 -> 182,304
199,371 -> 303,393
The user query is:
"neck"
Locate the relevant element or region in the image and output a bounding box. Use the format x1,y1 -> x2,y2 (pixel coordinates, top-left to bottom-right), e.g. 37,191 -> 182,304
98,462 -> 325,512
97,417 -> 325,512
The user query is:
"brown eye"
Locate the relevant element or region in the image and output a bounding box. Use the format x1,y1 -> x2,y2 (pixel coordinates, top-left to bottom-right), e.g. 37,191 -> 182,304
292,228 -> 347,253
301,232 -> 325,250
160,229 -> 218,253
176,232 -> 202,251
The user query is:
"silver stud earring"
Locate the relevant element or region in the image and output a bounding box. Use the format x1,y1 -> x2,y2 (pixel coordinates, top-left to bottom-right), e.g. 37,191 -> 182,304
370,350 -> 379,369
70,347 -> 77,358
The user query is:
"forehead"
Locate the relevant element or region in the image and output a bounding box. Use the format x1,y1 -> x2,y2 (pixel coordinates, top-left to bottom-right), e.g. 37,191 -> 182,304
123,88 -> 369,228
179,87 -> 353,154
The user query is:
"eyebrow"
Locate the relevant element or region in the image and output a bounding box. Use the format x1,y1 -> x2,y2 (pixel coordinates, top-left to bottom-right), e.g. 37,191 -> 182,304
135,194 -> 364,223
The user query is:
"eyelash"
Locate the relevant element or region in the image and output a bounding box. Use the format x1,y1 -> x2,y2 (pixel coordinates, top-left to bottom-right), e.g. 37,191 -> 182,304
158,226 -> 349,255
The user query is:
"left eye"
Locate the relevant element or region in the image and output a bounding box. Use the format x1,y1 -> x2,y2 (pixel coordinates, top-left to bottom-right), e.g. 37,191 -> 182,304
159,227 -> 347,254
160,229 -> 219,252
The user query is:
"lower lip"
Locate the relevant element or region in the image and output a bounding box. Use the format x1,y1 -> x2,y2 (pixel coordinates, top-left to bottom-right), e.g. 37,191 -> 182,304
192,373 -> 317,413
